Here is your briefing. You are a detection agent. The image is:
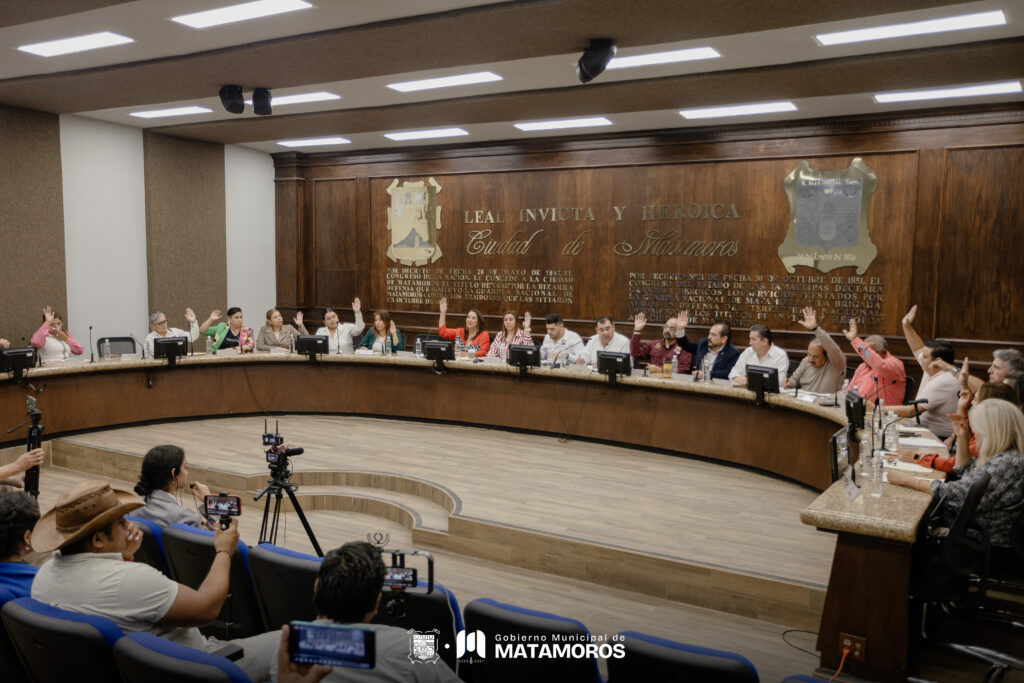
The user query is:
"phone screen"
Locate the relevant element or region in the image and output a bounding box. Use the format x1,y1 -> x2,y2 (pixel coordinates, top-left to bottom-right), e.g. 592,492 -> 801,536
204,494 -> 241,516
383,566 -> 417,588
288,621 -> 375,668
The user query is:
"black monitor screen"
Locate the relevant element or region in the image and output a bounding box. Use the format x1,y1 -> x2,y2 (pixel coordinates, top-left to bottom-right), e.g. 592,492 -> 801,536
423,340 -> 455,361
0,347 -> 36,373
597,351 -> 631,377
828,426 -> 850,482
746,365 -> 780,396
845,390 -> 866,429
508,344 -> 540,368
296,335 -> 329,356
153,336 -> 187,359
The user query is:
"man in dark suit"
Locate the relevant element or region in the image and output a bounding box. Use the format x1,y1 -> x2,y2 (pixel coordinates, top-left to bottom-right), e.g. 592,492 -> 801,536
674,309 -> 741,380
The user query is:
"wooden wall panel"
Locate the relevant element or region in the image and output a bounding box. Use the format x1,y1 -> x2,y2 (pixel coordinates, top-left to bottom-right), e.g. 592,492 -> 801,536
312,178 -> 358,309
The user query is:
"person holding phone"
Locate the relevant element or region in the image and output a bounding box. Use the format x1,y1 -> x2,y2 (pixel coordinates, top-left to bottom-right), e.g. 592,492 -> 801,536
131,445 -> 212,528
269,541 -> 460,682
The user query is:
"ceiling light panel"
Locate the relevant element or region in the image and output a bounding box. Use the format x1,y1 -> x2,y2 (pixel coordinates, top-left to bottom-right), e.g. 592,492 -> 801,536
387,72 -> 503,93
514,117 -> 613,131
679,101 -> 797,119
606,47 -> 720,69
816,10 -> 1006,46
172,0 -> 312,29
18,31 -> 133,57
384,128 -> 469,141
244,91 -> 340,106
277,136 -> 351,147
874,80 -> 1022,103
130,106 -> 213,119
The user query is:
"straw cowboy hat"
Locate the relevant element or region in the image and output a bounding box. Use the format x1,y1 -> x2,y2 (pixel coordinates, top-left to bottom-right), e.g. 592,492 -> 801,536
32,480 -> 143,553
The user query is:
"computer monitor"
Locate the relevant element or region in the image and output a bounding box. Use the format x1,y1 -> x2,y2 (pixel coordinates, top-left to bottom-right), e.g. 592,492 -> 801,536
0,347 -> 36,380
296,335 -> 329,361
597,351 -> 631,386
153,336 -> 187,366
423,340 -> 455,372
746,364 -> 779,406
507,343 -> 540,377
845,389 -> 866,429
828,425 -> 851,482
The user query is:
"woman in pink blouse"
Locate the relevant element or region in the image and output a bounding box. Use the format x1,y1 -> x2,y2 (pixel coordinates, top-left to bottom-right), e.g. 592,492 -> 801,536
437,297 -> 490,358
487,310 -> 533,360
30,306 -> 84,363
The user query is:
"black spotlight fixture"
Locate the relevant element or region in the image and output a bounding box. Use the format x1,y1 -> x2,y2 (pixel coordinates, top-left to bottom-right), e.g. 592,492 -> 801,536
576,38 -> 617,84
252,87 -> 272,116
219,84 -> 244,114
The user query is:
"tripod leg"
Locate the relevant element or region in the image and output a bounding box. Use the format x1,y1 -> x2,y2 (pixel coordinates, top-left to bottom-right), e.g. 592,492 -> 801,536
284,485 -> 324,557
270,491 -> 283,546
259,486 -> 275,544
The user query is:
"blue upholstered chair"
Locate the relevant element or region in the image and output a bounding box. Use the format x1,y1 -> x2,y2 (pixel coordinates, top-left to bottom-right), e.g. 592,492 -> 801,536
0,596 -> 123,682
248,542 -> 321,629
114,631 -> 252,683
462,597 -> 603,683
607,631 -> 759,682
126,513 -> 172,576
0,587 -> 30,683
162,522 -> 265,638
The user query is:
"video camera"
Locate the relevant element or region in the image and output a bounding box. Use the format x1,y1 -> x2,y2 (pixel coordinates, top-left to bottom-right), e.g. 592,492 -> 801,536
263,420 -> 303,479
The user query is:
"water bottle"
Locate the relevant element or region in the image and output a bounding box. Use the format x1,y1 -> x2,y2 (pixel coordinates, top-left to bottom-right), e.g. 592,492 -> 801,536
385,335 -> 392,356
101,339 -> 111,360
871,454 -> 884,498
206,336 -> 213,354
885,411 -> 899,451
414,336 -> 423,357
289,334 -> 295,354
859,433 -> 873,482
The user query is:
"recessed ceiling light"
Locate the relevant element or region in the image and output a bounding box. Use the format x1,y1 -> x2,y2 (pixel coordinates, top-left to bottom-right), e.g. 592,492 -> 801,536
277,136 -> 351,148
172,0 -> 312,29
130,106 -> 214,119
244,91 -> 340,106
514,117 -> 613,131
679,101 -> 797,119
606,47 -> 720,69
874,80 -> 1022,103
387,72 -> 502,93
18,31 -> 133,57
816,10 -> 1006,46
384,128 -> 469,141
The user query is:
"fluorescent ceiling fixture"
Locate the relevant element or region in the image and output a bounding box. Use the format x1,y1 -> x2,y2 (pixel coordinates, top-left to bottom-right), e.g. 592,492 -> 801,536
130,106 -> 213,119
384,128 -> 469,141
388,72 -> 502,92
18,31 -> 133,57
607,47 -> 720,69
172,0 -> 311,29
875,80 -> 1022,103
679,101 -> 797,119
277,136 -> 351,147
245,91 -> 340,106
816,10 -> 1006,45
514,117 -> 613,131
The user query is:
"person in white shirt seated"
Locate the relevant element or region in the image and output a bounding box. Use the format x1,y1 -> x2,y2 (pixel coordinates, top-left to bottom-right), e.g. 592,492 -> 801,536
540,313 -> 584,365
577,316 -> 630,366
314,298 -> 365,354
729,324 -> 790,386
144,309 -> 203,357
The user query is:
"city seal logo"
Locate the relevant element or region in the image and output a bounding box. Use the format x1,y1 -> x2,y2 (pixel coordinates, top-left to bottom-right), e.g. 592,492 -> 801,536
386,177 -> 443,266
408,628 -> 441,664
778,157 -> 878,274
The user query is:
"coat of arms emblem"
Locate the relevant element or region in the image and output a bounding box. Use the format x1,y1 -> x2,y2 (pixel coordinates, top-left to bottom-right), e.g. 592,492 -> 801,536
386,178 -> 443,266
408,628 -> 441,664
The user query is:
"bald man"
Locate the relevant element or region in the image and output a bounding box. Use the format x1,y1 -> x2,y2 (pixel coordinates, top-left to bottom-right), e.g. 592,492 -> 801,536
783,307 -> 846,394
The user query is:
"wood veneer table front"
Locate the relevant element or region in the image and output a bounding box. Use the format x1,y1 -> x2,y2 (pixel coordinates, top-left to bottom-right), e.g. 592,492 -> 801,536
1,353 -> 845,490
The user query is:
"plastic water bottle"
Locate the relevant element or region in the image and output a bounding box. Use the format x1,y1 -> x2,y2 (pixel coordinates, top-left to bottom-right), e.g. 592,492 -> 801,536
206,336 -> 213,354
885,411 -> 899,451
414,337 -> 423,357
859,433 -> 873,482
385,336 -> 392,356
101,339 -> 111,360
871,454 -> 884,498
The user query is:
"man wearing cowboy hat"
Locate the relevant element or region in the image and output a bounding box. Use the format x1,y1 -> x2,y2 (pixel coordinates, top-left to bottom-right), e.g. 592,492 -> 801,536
31,480 -> 278,680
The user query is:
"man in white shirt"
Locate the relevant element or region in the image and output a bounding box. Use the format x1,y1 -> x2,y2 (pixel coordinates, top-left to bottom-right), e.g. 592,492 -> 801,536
887,305 -> 959,438
540,313 -> 584,365
577,317 -> 630,366
729,324 -> 790,385
144,309 -> 202,357
314,298 -> 365,354
31,480 -> 278,682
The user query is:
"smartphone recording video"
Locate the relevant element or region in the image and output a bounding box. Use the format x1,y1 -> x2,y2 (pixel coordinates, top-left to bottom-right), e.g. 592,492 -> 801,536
204,494 -> 241,529
288,621 -> 376,669
383,566 -> 417,589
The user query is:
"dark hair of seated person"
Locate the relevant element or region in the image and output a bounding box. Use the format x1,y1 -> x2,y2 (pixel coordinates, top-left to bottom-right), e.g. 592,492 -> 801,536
314,541 -> 386,623
0,491 -> 40,559
977,381 -> 1020,407
135,445 -> 186,499
59,523 -> 114,556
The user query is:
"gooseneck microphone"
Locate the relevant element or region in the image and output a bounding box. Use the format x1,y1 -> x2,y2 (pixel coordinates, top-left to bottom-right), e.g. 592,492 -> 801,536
89,326 -> 94,363
130,332 -> 146,359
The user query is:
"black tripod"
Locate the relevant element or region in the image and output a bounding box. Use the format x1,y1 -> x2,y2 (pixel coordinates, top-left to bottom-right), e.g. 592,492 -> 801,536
254,456 -> 323,557
6,397 -> 43,497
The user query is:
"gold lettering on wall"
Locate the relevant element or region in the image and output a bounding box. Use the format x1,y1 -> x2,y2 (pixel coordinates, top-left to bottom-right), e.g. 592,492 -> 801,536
614,230 -> 740,258
465,229 -> 543,255
561,230 -> 590,256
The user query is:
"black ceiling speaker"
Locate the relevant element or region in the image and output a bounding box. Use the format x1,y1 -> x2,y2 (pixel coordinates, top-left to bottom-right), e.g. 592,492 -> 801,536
219,84 -> 244,114
252,87 -> 272,116
576,38 -> 617,84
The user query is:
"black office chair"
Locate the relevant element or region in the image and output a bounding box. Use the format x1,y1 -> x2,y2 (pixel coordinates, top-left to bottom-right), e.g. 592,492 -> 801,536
114,631 -> 252,683
903,375 -> 917,404
788,357 -> 802,377
0,587 -> 30,683
96,336 -> 136,356
372,581 -> 463,672
1,597 -> 123,683
606,630 -> 758,682
162,523 -> 265,639
247,543 -> 321,630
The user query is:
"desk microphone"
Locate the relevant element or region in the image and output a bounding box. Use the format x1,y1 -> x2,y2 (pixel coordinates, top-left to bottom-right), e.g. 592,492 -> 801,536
88,326 -> 94,363
130,332 -> 146,359
862,378 -> 899,403
794,378 -> 801,399
908,397 -> 929,426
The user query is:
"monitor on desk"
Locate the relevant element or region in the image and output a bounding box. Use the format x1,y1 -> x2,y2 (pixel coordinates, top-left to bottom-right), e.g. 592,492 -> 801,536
845,390 -> 866,429
507,343 -> 540,376
597,351 -> 631,385
0,347 -> 36,380
153,336 -> 187,365
746,364 -> 779,406
296,335 -> 328,361
829,425 -> 852,482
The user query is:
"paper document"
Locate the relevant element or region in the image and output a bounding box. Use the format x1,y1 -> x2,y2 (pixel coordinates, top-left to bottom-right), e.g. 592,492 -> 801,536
899,436 -> 946,449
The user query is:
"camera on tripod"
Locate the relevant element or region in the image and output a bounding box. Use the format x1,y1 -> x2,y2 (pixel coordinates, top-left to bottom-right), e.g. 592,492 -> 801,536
256,420 -> 322,556
263,420 -> 303,477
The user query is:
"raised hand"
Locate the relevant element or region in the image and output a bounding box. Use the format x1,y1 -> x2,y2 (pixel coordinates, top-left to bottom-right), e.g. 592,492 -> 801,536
523,311 -> 532,329
439,297 -> 448,314
293,311 -> 304,326
958,357 -> 971,391
43,306 -> 54,324
184,308 -> 197,323
633,312 -> 647,332
902,305 -> 917,326
389,319 -> 397,335
797,306 -> 817,331
208,310 -> 223,322
676,310 -> 688,333
351,297 -> 361,313
842,319 -> 858,342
